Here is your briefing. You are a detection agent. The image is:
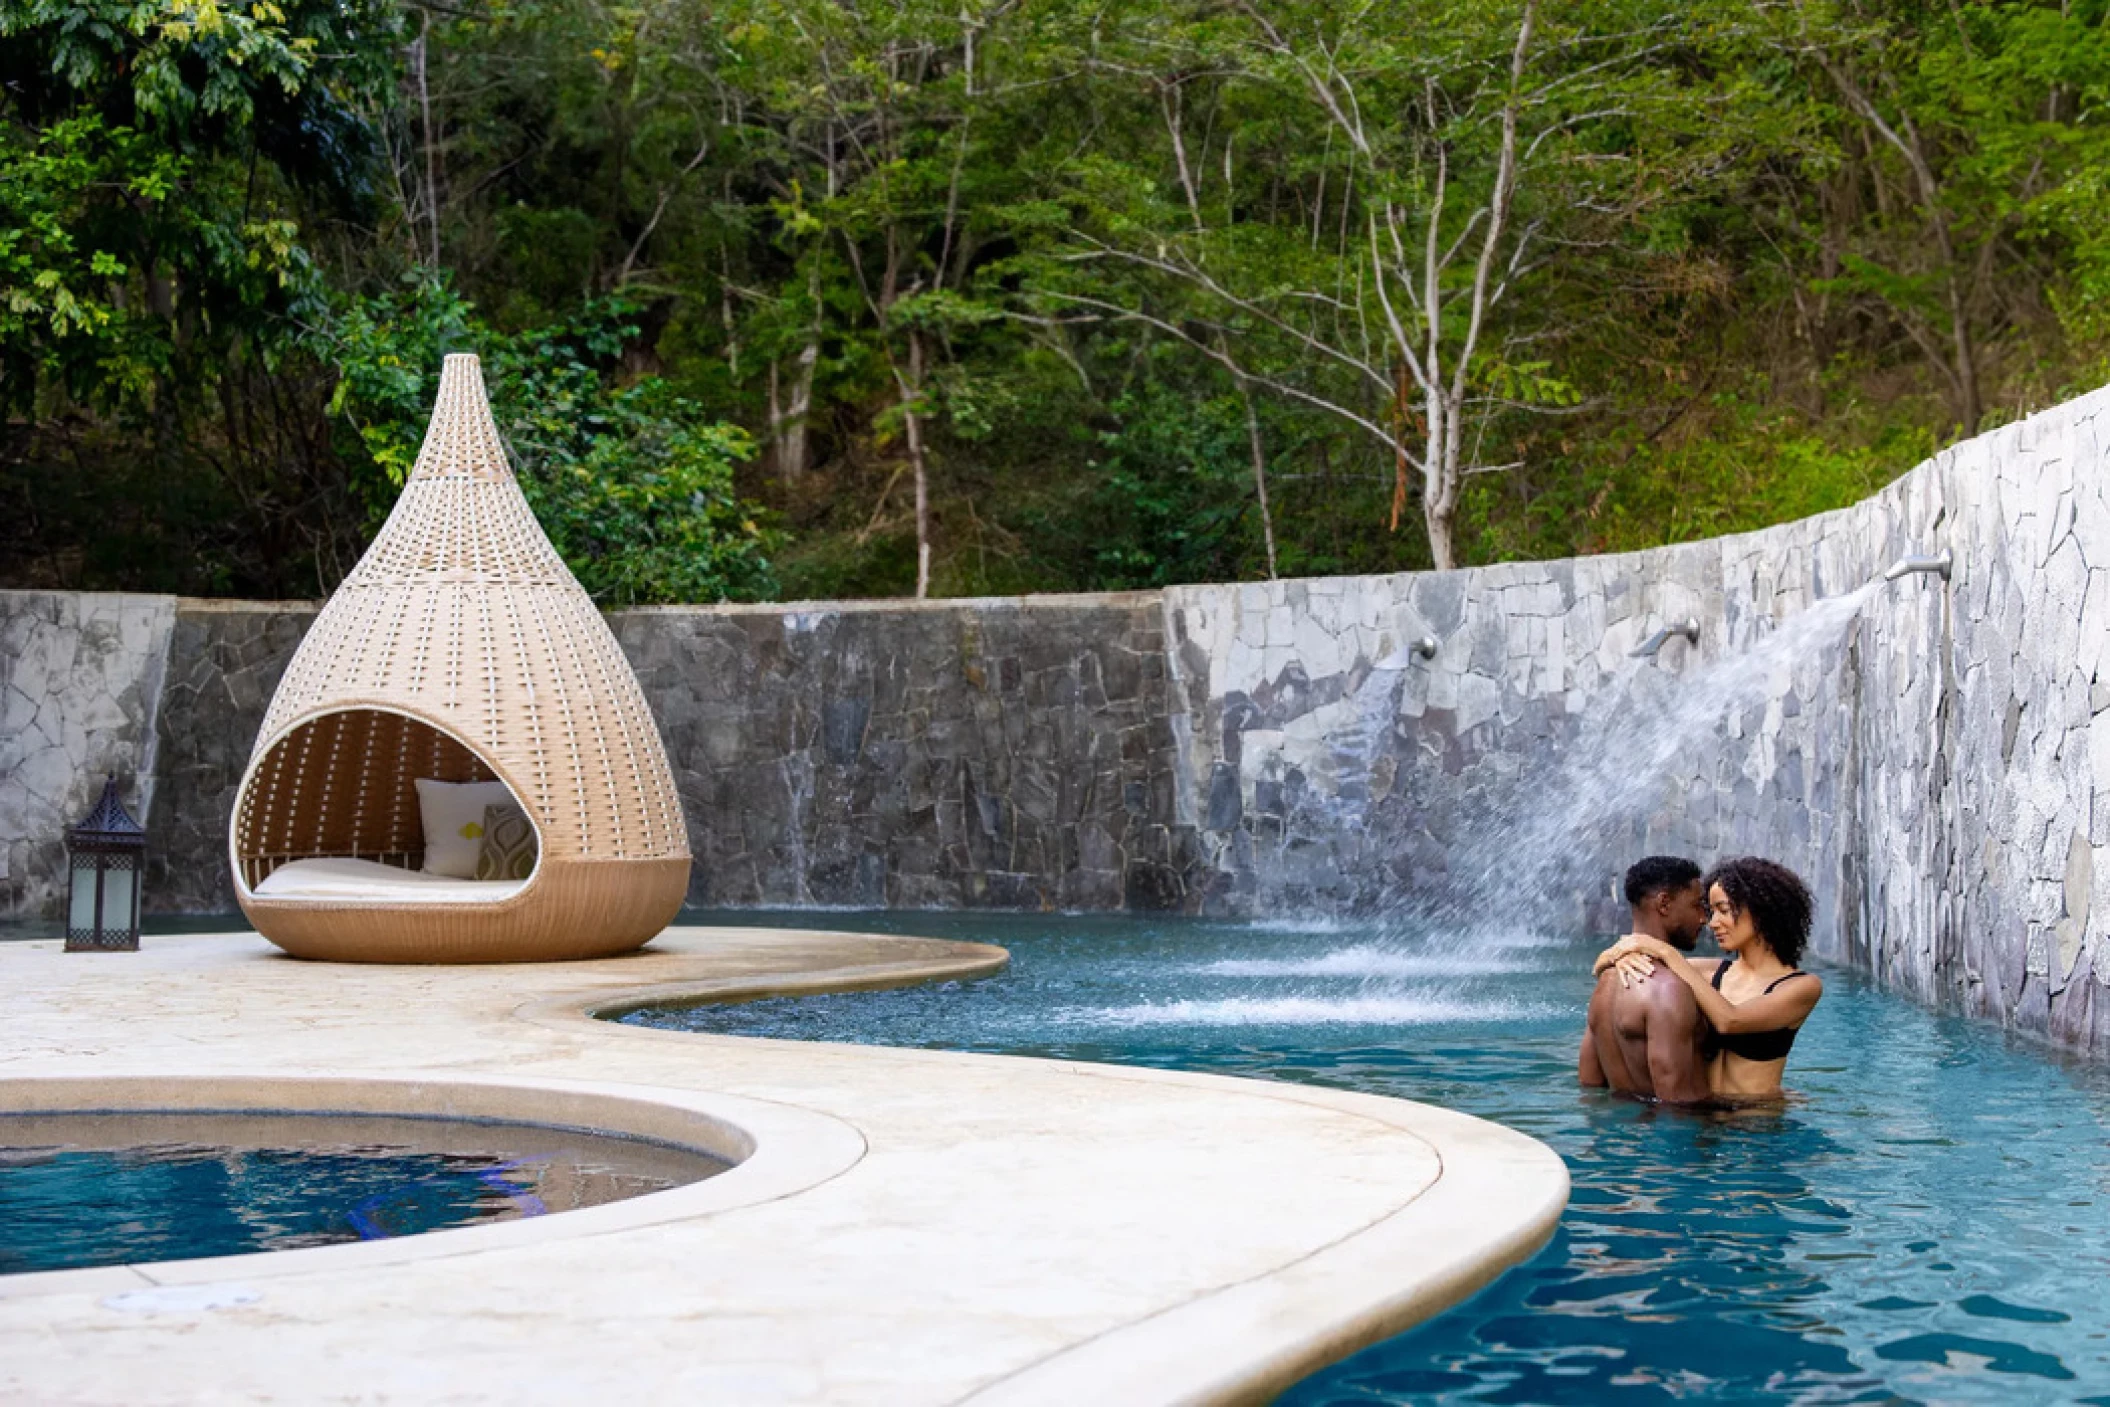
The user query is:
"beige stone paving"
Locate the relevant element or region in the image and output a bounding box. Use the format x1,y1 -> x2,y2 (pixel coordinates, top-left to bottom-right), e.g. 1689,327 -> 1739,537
0,928 -> 1566,1405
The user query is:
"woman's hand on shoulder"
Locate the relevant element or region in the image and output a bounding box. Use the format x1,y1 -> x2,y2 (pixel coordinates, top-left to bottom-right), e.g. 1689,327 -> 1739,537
1611,951 -> 1656,986
1593,935 -> 1666,986
1592,935 -> 1642,975
1617,933 -> 1682,963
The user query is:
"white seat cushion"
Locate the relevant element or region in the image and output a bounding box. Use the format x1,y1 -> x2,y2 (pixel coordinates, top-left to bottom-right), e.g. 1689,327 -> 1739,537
253,857 -> 527,904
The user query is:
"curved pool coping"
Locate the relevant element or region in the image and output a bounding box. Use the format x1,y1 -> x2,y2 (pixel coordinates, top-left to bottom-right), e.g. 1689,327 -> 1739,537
535,953 -> 1567,1404
0,1072 -> 865,1301
558,929 -> 1013,1024
960,1083 -> 1562,1405
0,926 -> 1568,1404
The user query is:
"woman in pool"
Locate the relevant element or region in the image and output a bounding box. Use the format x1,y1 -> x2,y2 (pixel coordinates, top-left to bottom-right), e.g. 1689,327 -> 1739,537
1595,856 -> 1823,1100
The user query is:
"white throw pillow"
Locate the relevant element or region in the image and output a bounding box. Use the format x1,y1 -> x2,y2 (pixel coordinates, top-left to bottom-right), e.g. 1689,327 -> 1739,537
415,778 -> 519,878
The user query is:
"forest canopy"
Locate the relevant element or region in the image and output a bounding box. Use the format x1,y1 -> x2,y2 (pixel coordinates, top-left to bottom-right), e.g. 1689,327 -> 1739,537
5,0 -> 2108,602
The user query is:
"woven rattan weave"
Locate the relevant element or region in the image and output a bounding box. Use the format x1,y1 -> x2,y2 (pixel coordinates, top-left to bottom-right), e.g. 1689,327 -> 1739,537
229,354 -> 690,961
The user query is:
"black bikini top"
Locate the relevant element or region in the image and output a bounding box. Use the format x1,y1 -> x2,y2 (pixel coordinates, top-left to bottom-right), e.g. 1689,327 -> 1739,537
1710,959 -> 1812,1062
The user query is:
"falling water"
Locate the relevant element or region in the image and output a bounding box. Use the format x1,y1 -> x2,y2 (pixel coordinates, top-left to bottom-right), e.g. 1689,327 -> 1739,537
1050,577 -> 1893,1027
1377,579 -> 1884,948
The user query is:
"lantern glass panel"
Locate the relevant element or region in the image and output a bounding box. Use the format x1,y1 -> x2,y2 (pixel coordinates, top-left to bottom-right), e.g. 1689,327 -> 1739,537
69,864 -> 96,932
103,864 -> 135,937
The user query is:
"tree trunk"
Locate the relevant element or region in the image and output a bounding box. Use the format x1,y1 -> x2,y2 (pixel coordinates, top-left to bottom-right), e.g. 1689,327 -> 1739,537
1817,60 -> 1982,436
902,330 -> 932,598
1422,501 -> 1456,573
412,13 -> 441,267
1948,284 -> 1982,436
767,339 -> 819,486
1422,392 -> 1461,573
1236,371 -> 1279,579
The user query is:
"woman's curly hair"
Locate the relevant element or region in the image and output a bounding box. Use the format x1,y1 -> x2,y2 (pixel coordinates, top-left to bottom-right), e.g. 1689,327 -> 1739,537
1704,856 -> 1814,966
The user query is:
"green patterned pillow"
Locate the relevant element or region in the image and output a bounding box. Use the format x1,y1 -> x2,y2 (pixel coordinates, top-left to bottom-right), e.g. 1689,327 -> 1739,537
474,802 -> 538,881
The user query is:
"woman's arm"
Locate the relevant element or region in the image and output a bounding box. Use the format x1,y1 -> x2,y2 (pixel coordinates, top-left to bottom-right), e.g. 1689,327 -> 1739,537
1592,941 -> 1658,988
1618,936 -> 1823,1034
1593,935 -> 1666,975
1594,937 -> 1718,988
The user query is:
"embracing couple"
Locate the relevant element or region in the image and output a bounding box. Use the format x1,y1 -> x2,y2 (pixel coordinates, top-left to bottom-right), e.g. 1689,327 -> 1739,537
1580,855 -> 1824,1104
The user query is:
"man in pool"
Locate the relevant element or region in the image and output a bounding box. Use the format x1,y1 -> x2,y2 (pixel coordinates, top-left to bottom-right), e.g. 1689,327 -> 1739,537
1578,855 -> 1713,1103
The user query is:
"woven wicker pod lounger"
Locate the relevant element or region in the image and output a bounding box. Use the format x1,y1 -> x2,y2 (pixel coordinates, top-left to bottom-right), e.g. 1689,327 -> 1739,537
228,354 -> 691,962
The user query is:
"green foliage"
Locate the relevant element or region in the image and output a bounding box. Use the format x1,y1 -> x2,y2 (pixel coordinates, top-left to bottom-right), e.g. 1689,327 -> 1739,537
12,0 -> 2110,602
1054,382 -> 1265,591
321,277 -> 781,605
0,0 -> 393,405
0,115 -> 165,352
535,393 -> 774,606
1462,387 -> 1938,564
0,0 -> 404,595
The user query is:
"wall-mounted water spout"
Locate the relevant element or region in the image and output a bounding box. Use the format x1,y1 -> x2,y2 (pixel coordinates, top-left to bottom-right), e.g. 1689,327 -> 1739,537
1882,548 -> 1952,583
1373,635 -> 1441,670
1630,616 -> 1700,659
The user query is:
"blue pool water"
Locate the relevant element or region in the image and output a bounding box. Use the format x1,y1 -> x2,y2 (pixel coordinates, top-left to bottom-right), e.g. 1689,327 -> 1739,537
0,1112 -> 722,1274
624,912 -> 2110,1404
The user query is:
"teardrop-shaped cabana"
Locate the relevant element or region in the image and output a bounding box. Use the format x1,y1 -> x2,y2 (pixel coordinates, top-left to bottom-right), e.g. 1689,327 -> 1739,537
229,354 -> 690,961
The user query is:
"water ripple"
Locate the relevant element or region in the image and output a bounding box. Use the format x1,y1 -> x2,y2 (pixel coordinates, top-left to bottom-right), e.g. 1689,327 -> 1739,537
625,911 -> 2110,1404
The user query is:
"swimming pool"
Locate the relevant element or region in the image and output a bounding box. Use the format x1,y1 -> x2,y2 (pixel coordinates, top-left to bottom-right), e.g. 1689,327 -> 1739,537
0,1111 -> 727,1275
623,911 -> 2110,1404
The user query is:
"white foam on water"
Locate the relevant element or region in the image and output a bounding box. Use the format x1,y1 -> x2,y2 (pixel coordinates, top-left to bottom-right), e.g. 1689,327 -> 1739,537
1068,993 -> 1551,1028
1197,945 -> 1543,979
1415,925 -> 1560,952
1244,916 -> 1351,936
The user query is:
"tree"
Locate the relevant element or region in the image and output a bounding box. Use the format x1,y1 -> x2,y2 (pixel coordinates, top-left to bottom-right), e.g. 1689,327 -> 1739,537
704,0 -> 1070,595
322,277 -> 781,604
14,0 -> 2110,601
1027,0 -> 1754,569
1,0 -> 400,590
1760,0 -> 2110,436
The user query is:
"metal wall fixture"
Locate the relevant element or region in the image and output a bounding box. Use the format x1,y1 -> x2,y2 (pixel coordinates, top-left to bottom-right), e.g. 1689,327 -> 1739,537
1882,548 -> 1953,582
1630,616 -> 1701,659
1373,634 -> 1441,669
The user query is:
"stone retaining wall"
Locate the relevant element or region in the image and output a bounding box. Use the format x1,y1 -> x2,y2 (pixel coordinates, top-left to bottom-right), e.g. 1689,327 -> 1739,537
0,593 -> 173,919
3,386 -> 2104,1054
610,595 -> 1188,912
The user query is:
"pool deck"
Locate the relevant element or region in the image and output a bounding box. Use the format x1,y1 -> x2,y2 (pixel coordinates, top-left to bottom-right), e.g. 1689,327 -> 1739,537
0,928 -> 1567,1404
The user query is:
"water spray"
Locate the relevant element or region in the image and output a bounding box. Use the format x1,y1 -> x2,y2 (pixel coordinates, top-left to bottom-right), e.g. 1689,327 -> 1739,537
1368,580 -> 1883,948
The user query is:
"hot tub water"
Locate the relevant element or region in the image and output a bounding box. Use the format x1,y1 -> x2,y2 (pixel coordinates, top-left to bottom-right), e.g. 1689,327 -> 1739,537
0,1111 -> 728,1275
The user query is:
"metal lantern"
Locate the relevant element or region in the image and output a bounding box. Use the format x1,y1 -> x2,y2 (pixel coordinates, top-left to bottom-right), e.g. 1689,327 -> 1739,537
65,776 -> 144,952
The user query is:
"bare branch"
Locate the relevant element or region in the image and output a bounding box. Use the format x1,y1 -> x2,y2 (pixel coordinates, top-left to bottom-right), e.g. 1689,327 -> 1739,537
1365,214 -> 1430,392
1063,243 -> 1394,394
1047,294 -> 1422,466
617,134 -> 712,285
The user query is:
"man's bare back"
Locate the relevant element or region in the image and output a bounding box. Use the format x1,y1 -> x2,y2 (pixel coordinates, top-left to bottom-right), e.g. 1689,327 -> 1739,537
1578,857 -> 1713,1105
1585,966 -> 1710,1103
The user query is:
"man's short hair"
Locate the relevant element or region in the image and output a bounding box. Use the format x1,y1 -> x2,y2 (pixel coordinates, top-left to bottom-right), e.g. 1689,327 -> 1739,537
1624,855 -> 1702,907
